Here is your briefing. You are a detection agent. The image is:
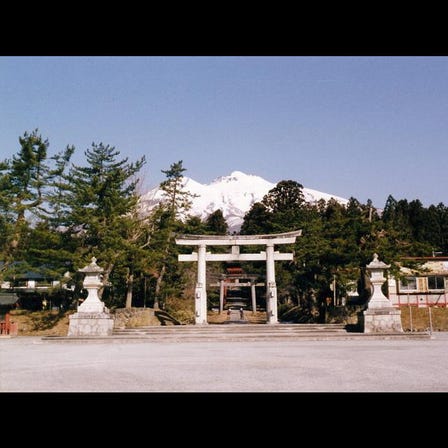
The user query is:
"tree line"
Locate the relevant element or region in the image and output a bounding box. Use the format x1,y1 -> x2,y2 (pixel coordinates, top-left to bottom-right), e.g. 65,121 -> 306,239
1,130 -> 447,313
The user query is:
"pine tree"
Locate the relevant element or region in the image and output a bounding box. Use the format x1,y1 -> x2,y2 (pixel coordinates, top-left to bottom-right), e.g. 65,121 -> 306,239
126,227 -> 152,308
44,144 -> 75,226
183,216 -> 206,234
23,144 -> 78,283
0,130 -> 50,266
240,202 -> 273,235
261,180 -> 305,213
205,209 -> 228,235
60,142 -> 146,302
159,160 -> 194,220
261,180 -> 304,232
150,161 -> 196,307
423,203 -> 448,254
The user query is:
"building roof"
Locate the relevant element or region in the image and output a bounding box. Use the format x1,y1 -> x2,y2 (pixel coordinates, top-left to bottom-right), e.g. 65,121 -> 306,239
0,261 -> 58,280
0,292 -> 19,306
398,258 -> 448,276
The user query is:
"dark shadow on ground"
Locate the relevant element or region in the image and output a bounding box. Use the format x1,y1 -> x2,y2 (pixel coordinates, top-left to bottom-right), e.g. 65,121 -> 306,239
345,310 -> 365,332
29,311 -> 67,331
155,310 -> 182,326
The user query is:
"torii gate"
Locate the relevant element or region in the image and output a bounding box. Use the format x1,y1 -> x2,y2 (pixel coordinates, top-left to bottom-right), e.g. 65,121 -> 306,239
210,272 -> 264,315
176,230 -> 302,325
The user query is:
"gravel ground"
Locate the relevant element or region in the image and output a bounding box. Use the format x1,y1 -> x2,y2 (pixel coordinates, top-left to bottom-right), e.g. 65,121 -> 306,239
1,333 -> 448,392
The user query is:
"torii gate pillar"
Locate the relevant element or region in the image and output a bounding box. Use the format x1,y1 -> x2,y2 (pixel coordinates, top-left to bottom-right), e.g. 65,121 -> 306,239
266,243 -> 278,324
195,244 -> 208,325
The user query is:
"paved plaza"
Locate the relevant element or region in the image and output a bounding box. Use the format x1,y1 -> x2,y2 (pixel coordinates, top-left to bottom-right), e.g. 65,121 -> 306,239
1,333 -> 448,392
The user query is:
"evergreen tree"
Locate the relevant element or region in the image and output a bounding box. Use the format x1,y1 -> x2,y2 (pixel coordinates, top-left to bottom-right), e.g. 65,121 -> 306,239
0,132 -> 80,302
60,142 -> 146,302
183,216 -> 206,235
23,144 -> 78,283
241,180 -> 310,309
261,180 -> 305,213
291,203 -> 329,308
44,145 -> 76,226
0,130 -> 50,267
240,202 -> 273,235
261,180 -> 305,232
408,199 -> 426,241
205,209 -> 228,235
159,160 -> 194,220
423,203 -> 448,254
150,160 -> 196,307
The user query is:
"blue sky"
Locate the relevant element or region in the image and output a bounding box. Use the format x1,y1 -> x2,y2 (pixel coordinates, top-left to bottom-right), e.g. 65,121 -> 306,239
1,56 -> 447,208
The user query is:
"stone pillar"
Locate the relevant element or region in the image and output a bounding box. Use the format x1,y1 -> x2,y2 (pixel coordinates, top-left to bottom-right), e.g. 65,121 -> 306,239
266,243 -> 278,324
251,282 -> 257,314
195,244 -> 208,325
219,279 -> 225,313
363,253 -> 402,333
68,257 -> 114,336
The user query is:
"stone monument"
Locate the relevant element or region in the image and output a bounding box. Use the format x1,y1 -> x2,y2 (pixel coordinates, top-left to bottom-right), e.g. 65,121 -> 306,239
67,257 -> 114,336
363,253 -> 402,333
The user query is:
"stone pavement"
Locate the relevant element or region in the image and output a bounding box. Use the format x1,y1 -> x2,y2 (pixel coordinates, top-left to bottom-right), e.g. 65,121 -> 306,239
1,333 -> 448,392
226,308 -> 247,323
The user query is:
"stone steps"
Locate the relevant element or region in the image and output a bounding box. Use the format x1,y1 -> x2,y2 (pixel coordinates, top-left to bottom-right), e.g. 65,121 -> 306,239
112,323 -> 347,336
41,323 -> 432,342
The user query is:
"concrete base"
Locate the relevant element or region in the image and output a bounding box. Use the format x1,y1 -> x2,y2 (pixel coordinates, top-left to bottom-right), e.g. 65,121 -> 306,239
363,308 -> 403,333
68,312 -> 114,336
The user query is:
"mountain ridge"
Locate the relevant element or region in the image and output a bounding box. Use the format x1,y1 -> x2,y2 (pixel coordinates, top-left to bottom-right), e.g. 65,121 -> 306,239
139,171 -> 349,232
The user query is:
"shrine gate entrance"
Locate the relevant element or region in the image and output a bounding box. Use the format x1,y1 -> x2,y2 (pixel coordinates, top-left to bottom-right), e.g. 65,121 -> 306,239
176,230 -> 302,325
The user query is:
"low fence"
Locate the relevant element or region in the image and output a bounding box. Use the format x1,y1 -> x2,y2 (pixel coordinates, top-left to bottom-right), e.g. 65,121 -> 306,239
393,293 -> 448,308
0,313 -> 18,336
400,306 -> 448,332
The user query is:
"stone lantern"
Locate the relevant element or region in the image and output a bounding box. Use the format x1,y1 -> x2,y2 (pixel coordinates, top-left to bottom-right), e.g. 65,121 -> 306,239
77,257 -> 107,313
365,253 -> 393,309
67,257 -> 114,336
363,254 -> 402,333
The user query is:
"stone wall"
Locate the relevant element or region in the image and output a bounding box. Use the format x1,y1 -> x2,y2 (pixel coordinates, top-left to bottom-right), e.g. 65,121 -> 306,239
68,312 -> 114,336
363,308 -> 403,333
113,307 -> 158,329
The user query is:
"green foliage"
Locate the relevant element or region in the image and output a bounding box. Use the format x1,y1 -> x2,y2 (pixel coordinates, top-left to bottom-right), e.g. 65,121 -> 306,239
147,161 -> 198,307
261,180 -> 306,233
0,130 -> 50,264
60,143 -> 145,266
62,143 -> 146,307
2,130 -> 448,314
0,133 -> 148,308
159,160 -> 195,219
0,130 -> 75,287
204,209 -> 228,235
240,202 -> 273,235
240,180 -> 446,311
262,180 -> 305,213
183,216 -> 206,234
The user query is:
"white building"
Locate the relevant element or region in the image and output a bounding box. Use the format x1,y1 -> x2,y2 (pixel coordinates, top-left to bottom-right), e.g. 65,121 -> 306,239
388,257 -> 448,308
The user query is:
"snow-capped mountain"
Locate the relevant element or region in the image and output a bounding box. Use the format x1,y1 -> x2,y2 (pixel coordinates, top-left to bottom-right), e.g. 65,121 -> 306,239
139,171 -> 349,232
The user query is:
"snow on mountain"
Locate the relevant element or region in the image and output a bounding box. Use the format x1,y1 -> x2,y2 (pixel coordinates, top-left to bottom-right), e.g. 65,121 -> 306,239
139,171 -> 349,232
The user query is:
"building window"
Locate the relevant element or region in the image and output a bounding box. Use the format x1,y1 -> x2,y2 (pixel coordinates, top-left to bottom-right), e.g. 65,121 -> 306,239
13,279 -> 28,288
399,276 -> 417,291
427,276 -> 445,291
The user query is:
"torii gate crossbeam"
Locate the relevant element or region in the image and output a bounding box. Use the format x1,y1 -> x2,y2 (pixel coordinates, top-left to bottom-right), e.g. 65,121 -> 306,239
176,230 -> 301,325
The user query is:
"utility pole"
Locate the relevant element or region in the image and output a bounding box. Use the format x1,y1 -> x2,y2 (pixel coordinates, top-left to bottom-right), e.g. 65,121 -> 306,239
428,306 -> 433,336
333,274 -> 336,307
